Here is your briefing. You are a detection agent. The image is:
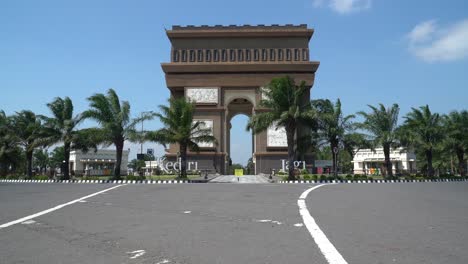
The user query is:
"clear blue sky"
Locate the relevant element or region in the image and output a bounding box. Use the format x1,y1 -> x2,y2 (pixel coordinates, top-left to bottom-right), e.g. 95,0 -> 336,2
1,0 -> 467,165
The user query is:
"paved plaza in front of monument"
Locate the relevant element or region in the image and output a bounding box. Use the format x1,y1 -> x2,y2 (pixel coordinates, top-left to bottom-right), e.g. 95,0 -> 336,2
210,175 -> 270,183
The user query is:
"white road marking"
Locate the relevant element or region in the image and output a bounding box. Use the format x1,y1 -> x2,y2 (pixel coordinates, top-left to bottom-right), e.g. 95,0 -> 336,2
78,200 -> 87,203
21,220 -> 36,225
127,249 -> 146,259
155,259 -> 170,264
183,211 -> 191,214
298,184 -> 348,264
255,219 -> 282,225
0,184 -> 125,230
294,223 -> 304,227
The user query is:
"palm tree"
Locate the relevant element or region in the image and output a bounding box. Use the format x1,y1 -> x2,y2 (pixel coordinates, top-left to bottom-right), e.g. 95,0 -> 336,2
357,104 -> 400,179
10,110 -> 43,178
0,111 -> 24,176
248,76 -> 315,181
343,132 -> 371,167
146,97 -> 216,179
82,89 -> 152,179
39,97 -> 85,180
1,111 -> 15,176
443,110 -> 468,177
402,105 -> 443,178
312,98 -> 354,176
34,149 -> 50,175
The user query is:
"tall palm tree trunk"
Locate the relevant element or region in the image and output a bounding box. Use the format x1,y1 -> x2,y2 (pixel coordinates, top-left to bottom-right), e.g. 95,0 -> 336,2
26,149 -> 33,178
383,144 -> 392,179
63,142 -> 71,180
179,143 -> 187,179
286,125 -> 296,181
114,139 -> 124,180
457,150 -> 465,177
331,142 -> 338,176
426,149 -> 434,178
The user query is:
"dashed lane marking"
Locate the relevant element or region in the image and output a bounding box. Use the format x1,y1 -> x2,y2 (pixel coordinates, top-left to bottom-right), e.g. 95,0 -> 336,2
126,249 -> 146,259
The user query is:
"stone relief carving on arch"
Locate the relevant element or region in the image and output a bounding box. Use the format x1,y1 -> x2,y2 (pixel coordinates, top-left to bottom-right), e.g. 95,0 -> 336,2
185,88 -> 219,104
192,119 -> 214,148
267,122 -> 287,147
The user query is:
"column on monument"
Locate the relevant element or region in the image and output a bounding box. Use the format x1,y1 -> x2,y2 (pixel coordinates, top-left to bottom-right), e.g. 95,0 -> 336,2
224,109 -> 230,174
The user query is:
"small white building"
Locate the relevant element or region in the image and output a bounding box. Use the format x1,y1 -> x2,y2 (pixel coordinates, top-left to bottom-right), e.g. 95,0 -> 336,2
70,149 -> 130,176
352,147 -> 416,175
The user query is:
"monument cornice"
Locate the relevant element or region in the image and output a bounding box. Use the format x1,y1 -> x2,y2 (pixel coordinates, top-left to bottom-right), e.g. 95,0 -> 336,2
161,62 -> 319,74
166,24 -> 314,40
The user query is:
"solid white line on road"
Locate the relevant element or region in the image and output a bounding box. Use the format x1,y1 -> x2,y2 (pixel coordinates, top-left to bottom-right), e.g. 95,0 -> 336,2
0,184 -> 126,230
298,184 -> 348,264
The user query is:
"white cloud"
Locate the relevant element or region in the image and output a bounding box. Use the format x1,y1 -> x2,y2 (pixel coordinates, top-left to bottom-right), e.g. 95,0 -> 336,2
407,20 -> 436,44
407,19 -> 468,62
313,0 -> 372,14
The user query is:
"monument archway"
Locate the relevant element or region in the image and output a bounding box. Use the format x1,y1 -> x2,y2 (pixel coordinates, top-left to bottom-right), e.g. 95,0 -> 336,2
161,24 -> 320,175
226,97 -> 254,174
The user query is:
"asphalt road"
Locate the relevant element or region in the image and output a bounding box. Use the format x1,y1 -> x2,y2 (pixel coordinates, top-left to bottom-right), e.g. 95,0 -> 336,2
0,182 -> 467,264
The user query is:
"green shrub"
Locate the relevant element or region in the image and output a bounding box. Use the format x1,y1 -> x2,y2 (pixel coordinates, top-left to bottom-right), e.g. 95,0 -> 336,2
187,170 -> 201,176
82,176 -> 105,181
126,175 -> 146,181
319,175 -> 327,181
345,174 -> 353,180
311,175 -> 318,181
33,175 -> 49,180
153,167 -> 162,176
301,169 -> 309,175
303,174 -> 311,180
7,175 -> 21,180
278,171 -> 287,176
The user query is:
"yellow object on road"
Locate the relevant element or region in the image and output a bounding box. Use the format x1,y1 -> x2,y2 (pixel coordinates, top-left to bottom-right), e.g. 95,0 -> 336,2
234,169 -> 244,176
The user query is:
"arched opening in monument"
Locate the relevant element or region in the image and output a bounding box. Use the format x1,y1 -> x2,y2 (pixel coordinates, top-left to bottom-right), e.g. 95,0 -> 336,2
226,98 -> 254,175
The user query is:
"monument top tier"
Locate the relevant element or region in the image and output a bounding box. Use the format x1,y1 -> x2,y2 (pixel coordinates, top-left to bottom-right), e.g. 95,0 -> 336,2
162,23 -> 319,75
166,24 -> 314,40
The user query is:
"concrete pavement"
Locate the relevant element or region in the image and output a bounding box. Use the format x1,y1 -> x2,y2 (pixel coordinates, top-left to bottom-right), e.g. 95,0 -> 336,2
0,181 -> 467,263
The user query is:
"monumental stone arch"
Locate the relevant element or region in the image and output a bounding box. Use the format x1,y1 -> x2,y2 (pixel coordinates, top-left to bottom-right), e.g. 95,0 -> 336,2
161,24 -> 320,175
